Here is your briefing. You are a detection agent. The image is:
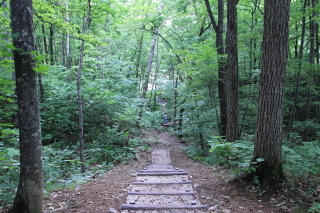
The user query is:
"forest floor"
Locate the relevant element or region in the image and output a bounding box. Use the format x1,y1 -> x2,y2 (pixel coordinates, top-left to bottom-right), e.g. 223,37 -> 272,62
43,130 -> 301,213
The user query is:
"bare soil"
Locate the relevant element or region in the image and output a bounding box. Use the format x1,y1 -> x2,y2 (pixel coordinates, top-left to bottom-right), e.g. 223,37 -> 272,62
43,131 -> 296,213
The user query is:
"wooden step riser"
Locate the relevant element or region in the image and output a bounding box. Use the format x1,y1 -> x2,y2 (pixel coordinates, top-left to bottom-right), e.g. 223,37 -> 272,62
132,181 -> 192,185
121,204 -> 208,210
128,191 -> 196,195
137,172 -> 189,176
131,185 -> 193,193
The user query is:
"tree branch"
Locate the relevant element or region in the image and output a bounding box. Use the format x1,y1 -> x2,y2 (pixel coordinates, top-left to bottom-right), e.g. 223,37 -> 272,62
204,0 -> 218,32
154,32 -> 182,64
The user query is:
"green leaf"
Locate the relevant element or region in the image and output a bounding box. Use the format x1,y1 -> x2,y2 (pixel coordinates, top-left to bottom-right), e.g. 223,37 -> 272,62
6,148 -> 19,158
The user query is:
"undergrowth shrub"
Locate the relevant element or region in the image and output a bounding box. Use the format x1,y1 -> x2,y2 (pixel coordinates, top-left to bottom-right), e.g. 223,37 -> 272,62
42,142 -> 137,193
0,145 -> 19,206
183,135 -> 320,212
0,128 -> 19,207
282,141 -> 320,207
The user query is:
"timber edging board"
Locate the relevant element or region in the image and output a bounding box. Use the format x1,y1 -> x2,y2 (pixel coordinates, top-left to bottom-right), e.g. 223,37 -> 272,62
127,191 -> 196,195
121,204 -> 208,210
137,171 -> 189,176
132,181 -> 192,185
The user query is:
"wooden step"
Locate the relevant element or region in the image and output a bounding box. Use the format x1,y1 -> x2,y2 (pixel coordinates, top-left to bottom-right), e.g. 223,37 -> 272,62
121,204 -> 208,210
137,171 -> 189,176
127,191 -> 196,195
132,180 -> 192,185
138,169 -> 187,172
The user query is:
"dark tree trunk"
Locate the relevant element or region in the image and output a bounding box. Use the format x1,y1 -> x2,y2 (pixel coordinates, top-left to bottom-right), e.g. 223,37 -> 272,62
9,0 -> 43,212
253,0 -> 290,191
41,24 -> 49,65
148,44 -> 161,109
226,0 -> 239,142
204,0 -> 227,137
49,24 -> 54,65
302,0 -> 317,141
38,73 -> 44,104
287,0 -> 307,141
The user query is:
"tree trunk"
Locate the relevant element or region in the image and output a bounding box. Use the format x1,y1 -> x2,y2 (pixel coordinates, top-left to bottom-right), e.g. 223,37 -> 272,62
253,0 -> 290,191
226,0 -> 239,142
141,32 -> 158,100
148,41 -> 161,108
9,0 -> 43,212
41,24 -> 49,65
138,31 -> 158,124
136,28 -> 144,82
38,73 -> 44,104
287,0 -> 307,142
204,0 -> 228,137
77,39 -> 86,173
65,2 -> 71,68
49,24 -> 54,65
76,0 -> 92,173
302,0 -> 317,141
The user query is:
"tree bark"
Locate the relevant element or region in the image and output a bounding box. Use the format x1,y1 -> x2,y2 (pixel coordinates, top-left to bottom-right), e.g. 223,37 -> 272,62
141,32 -> 158,100
41,24 -> 49,65
65,2 -> 71,68
204,0 -> 228,137
253,0 -> 290,191
49,24 -> 54,65
77,39 -> 86,173
226,0 -> 239,142
137,31 -> 158,125
287,0 -> 307,142
302,0 -> 317,141
136,28 -> 144,82
77,0 -> 92,173
9,0 -> 43,212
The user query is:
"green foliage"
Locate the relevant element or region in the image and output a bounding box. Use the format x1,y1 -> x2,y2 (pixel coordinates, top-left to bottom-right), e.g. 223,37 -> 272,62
85,145 -> 136,165
293,120 -> 320,141
309,202 -> 320,213
0,135 -> 20,206
283,141 -> 320,183
141,110 -> 163,130
182,136 -> 256,177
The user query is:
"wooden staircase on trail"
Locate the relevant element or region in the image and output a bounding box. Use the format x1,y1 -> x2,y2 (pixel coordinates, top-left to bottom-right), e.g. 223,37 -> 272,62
121,148 -> 208,213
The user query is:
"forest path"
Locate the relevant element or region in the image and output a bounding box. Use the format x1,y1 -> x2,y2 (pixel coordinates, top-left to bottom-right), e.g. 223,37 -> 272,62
44,131 -> 290,213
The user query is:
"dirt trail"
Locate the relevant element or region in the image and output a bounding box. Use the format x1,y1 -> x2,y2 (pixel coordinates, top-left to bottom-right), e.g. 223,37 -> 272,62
44,131 -> 291,213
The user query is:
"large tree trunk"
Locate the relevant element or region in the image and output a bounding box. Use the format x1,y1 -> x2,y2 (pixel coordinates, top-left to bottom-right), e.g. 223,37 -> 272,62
226,0 -> 239,142
253,0 -> 290,191
204,0 -> 227,137
10,0 -> 43,212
